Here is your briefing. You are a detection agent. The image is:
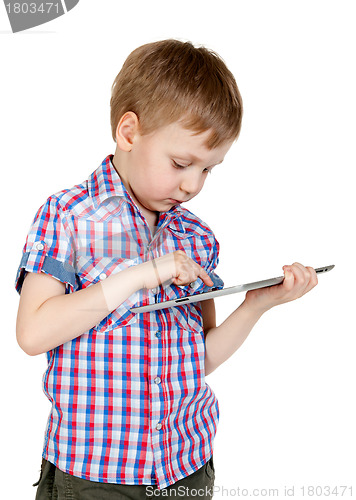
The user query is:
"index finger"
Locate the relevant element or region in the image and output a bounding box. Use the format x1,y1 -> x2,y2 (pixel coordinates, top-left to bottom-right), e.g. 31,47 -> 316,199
197,266 -> 214,287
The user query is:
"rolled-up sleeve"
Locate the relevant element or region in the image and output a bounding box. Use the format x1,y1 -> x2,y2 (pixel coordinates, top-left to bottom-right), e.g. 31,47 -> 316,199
204,232 -> 224,290
14,195 -> 77,295
190,231 -> 224,295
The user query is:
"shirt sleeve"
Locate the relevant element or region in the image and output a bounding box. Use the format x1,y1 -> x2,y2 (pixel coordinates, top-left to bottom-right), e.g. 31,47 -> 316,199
14,195 -> 77,295
201,232 -> 225,292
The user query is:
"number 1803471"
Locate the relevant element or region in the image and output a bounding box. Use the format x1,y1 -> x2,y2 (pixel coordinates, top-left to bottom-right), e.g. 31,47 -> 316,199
5,3 -> 60,14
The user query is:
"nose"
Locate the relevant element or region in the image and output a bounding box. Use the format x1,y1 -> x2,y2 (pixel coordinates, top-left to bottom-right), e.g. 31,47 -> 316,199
179,170 -> 204,197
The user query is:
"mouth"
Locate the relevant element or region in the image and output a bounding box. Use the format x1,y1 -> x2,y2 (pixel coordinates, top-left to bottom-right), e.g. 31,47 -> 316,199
168,198 -> 185,204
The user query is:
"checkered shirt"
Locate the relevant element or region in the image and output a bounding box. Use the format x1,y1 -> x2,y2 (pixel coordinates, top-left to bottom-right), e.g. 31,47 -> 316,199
15,154 -> 224,490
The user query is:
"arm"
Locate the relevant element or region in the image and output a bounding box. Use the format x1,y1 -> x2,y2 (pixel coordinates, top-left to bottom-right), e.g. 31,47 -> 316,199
203,262 -> 319,376
16,250 -> 214,357
16,265 -> 143,356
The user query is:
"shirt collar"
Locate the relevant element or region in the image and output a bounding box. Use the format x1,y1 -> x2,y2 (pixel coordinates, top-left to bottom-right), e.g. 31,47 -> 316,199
88,154 -> 127,209
88,155 -> 186,234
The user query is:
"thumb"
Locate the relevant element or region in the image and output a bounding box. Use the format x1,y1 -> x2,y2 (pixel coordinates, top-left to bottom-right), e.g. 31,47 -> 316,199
283,266 -> 294,285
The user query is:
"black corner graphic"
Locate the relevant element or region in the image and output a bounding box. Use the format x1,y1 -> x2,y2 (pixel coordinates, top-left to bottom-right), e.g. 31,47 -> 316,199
4,0 -> 80,33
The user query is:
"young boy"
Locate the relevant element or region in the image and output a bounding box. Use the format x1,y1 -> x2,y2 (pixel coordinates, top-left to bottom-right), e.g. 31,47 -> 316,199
15,39 -> 318,499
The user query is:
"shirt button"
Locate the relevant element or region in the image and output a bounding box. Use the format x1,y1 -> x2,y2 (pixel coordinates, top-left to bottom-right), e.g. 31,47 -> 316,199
154,376 -> 161,384
156,422 -> 162,430
99,273 -> 107,280
36,242 -> 44,251
155,331 -> 161,338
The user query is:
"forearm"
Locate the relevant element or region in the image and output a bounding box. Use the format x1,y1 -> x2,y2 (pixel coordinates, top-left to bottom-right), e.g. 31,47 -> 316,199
24,266 -> 143,355
204,299 -> 267,376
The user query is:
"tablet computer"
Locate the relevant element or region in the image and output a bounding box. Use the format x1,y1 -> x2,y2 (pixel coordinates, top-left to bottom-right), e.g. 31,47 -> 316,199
129,264 -> 335,314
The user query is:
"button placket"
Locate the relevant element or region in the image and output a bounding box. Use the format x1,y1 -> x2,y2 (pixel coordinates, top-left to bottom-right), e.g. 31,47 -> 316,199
146,233 -> 166,445
149,329 -> 165,442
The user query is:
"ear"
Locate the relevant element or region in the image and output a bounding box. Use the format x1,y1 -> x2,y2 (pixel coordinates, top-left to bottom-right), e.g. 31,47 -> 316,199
115,112 -> 139,152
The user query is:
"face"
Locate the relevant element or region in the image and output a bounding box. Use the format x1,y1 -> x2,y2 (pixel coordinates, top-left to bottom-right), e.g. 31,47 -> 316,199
116,121 -> 233,218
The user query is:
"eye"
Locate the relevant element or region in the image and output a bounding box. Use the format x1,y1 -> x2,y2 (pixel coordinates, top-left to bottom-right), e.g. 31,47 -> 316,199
173,160 -> 213,174
172,160 -> 188,169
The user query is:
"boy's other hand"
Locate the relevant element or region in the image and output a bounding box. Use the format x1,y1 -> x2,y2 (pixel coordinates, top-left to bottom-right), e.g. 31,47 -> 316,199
244,262 -> 318,314
140,250 -> 214,290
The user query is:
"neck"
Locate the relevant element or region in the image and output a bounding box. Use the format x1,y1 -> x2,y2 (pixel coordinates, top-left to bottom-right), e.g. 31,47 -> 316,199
111,150 -> 137,205
111,151 -> 159,226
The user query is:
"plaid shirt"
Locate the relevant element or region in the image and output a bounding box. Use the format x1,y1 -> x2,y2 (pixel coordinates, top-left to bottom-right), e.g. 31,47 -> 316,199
15,154 -> 224,490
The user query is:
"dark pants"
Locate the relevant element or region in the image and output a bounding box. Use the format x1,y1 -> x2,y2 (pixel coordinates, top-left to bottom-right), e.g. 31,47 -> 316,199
34,456 -> 216,499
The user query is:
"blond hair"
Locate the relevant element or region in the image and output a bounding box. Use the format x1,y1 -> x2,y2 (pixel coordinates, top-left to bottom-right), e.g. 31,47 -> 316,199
110,39 -> 243,149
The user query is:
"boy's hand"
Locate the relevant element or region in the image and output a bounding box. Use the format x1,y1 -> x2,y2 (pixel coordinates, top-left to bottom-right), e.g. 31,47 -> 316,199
244,262 -> 318,313
139,250 -> 214,290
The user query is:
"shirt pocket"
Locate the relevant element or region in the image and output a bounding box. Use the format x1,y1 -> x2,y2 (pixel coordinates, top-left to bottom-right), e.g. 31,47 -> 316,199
78,256 -> 139,332
160,280 -> 207,334
169,326 -> 206,391
164,298 -> 205,339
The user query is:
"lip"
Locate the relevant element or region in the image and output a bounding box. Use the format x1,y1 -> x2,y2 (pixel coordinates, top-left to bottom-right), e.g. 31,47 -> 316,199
169,198 -> 185,204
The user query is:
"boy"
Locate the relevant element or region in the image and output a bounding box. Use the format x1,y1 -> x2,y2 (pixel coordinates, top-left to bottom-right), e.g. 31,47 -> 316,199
15,39 -> 317,499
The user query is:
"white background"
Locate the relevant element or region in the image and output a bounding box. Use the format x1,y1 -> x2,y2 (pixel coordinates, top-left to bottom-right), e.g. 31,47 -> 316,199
1,1 -> 355,498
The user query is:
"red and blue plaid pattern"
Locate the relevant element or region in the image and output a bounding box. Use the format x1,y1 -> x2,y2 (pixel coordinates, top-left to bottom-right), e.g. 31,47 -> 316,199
15,155 -> 224,490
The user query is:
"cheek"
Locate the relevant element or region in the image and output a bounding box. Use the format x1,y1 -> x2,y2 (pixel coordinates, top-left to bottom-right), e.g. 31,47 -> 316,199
157,171 -> 178,192
146,165 -> 175,190
137,166 -> 172,195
